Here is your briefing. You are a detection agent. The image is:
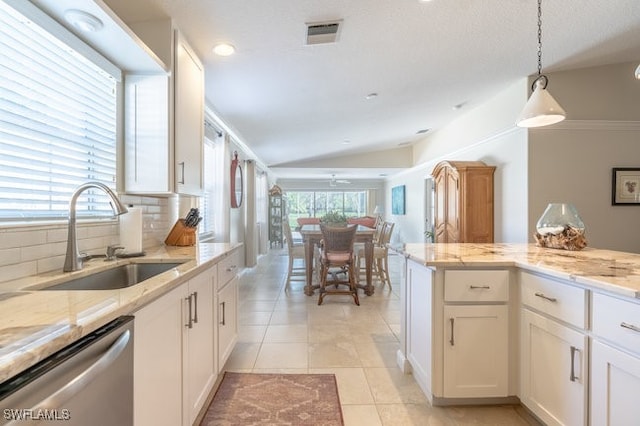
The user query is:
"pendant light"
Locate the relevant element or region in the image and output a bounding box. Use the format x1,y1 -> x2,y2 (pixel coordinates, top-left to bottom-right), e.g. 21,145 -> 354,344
516,0 -> 566,128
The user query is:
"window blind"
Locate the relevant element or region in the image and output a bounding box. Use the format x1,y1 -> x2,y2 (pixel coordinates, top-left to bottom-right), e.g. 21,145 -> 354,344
0,1 -> 118,220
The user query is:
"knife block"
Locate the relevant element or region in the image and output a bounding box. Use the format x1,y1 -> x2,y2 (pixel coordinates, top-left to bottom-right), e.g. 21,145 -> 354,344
165,219 -> 196,246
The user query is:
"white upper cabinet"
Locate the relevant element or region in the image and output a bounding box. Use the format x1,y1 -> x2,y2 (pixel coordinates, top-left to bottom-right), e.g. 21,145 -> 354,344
124,74 -> 171,194
122,19 -> 204,195
174,30 -> 204,196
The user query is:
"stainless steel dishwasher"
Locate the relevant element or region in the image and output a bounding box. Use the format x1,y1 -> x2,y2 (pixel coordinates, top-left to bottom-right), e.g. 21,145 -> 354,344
0,316 -> 134,426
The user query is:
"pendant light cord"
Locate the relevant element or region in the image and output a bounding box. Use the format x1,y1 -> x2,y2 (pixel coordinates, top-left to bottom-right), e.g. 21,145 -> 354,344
537,0 -> 543,76
533,0 -> 548,90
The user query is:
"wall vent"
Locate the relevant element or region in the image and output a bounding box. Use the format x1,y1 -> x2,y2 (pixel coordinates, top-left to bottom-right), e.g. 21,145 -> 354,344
305,20 -> 342,45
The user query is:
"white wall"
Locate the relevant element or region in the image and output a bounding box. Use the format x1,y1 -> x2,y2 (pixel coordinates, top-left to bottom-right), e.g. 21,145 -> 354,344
387,61 -> 640,253
386,80 -> 529,245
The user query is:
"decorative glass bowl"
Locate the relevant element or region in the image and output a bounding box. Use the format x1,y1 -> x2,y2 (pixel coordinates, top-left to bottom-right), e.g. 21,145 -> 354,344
534,203 -> 587,250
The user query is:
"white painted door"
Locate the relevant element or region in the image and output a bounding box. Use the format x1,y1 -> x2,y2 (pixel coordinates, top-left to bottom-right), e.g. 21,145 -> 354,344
591,340 -> 640,426
520,309 -> 587,426
134,284 -> 185,426
443,305 -> 508,397
174,30 -> 204,195
217,276 -> 238,372
184,268 -> 216,425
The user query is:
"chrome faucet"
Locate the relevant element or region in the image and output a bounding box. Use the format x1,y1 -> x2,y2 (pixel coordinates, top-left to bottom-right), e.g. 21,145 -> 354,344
63,182 -> 128,272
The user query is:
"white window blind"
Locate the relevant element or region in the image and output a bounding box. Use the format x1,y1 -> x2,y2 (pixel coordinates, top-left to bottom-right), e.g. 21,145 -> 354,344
201,121 -> 224,239
0,1 -> 118,220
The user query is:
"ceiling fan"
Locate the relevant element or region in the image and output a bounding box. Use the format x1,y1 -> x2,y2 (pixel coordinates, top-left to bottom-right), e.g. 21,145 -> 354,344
329,174 -> 350,187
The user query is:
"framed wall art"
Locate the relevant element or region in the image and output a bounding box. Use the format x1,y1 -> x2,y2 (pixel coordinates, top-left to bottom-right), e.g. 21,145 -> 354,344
391,185 -> 406,215
612,167 -> 640,205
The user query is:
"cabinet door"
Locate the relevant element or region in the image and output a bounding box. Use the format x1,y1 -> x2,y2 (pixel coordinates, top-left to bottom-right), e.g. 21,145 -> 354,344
520,309 -> 587,426
406,261 -> 433,399
444,170 -> 460,242
174,31 -> 204,195
217,276 -> 238,372
434,169 -> 447,243
591,340 -> 640,426
184,269 -> 216,426
124,74 -> 171,194
443,305 -> 508,397
134,285 -> 186,426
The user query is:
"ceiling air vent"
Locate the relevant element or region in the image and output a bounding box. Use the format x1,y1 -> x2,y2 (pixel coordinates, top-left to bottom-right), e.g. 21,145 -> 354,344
305,20 -> 342,45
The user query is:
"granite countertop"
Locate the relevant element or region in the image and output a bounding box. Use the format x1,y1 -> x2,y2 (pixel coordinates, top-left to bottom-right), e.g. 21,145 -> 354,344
0,242 -> 241,383
398,243 -> 640,300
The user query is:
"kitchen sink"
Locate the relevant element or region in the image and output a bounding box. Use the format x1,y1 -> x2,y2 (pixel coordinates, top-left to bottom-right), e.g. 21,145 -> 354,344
44,262 -> 185,291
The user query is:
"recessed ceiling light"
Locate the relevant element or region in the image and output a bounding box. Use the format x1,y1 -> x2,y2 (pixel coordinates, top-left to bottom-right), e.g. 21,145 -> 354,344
64,9 -> 103,32
365,93 -> 378,100
213,43 -> 235,56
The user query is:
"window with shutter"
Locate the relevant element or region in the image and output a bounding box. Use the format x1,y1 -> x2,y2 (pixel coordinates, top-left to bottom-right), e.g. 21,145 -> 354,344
0,0 -> 120,221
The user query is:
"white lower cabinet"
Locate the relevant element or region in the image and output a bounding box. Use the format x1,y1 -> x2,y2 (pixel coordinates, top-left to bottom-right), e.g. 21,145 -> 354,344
134,284 -> 184,426
183,268 -> 215,426
216,276 -> 238,371
591,340 -> 640,426
443,305 -> 508,397
590,291 -> 640,426
134,266 -> 215,426
404,262 -> 511,403
520,308 -> 587,426
405,260 -> 433,399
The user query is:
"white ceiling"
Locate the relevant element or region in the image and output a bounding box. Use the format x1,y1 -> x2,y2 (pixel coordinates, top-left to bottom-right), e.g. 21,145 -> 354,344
103,0 -> 640,181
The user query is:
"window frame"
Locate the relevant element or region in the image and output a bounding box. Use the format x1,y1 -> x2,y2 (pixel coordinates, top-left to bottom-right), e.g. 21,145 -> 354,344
0,0 -> 122,225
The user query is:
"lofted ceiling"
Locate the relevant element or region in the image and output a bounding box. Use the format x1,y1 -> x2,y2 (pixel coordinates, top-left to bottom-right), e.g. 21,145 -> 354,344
102,0 -> 640,181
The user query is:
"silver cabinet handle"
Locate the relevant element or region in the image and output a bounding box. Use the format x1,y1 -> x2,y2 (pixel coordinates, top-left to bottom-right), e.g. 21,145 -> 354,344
192,291 -> 198,324
226,265 -> 237,272
185,294 -> 193,329
570,346 -> 580,382
469,285 -> 490,289
449,318 -> 455,346
31,330 -> 130,412
220,301 -> 226,326
534,292 -> 557,302
621,322 -> 640,333
178,161 -> 185,184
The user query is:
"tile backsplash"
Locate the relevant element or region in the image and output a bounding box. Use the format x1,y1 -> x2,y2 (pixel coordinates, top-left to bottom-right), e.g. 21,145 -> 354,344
0,194 -> 179,284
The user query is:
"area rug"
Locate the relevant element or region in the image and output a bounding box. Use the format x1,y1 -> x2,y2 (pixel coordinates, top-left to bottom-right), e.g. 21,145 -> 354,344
200,372 -> 344,425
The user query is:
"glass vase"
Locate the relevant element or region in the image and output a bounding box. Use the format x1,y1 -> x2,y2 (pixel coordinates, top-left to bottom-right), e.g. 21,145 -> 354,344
536,203 -> 585,235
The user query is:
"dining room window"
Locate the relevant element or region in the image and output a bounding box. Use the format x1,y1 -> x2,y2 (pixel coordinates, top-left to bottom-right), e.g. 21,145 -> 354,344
0,0 -> 120,222
285,190 -> 367,225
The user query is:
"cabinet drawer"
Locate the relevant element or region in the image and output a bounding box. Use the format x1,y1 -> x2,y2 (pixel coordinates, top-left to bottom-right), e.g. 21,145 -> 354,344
592,292 -> 640,356
218,251 -> 240,287
520,271 -> 587,329
444,270 -> 509,302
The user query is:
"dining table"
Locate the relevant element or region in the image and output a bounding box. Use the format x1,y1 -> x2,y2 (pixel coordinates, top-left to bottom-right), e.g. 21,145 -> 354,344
298,224 -> 376,297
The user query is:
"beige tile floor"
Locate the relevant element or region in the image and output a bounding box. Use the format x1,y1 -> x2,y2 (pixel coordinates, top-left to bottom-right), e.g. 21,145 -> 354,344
222,248 -> 542,426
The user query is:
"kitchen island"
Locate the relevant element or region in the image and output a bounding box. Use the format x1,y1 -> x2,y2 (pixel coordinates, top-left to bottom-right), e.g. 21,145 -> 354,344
396,243 -> 640,426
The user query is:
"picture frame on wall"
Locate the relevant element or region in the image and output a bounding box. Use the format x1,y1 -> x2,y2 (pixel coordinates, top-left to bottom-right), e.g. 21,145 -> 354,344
392,185 -> 406,215
612,168 -> 640,205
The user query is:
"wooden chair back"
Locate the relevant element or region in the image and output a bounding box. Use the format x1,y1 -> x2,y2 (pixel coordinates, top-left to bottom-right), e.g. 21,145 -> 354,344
320,224 -> 358,255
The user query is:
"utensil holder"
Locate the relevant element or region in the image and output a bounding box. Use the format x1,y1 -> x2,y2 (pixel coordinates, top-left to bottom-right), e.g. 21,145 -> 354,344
165,219 -> 196,246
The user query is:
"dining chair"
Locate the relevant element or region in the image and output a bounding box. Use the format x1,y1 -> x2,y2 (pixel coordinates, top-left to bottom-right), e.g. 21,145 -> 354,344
283,220 -> 306,291
317,224 -> 359,305
356,221 -> 395,289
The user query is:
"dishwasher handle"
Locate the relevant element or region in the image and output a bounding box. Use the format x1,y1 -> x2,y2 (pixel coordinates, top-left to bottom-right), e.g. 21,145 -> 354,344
30,329 -> 131,412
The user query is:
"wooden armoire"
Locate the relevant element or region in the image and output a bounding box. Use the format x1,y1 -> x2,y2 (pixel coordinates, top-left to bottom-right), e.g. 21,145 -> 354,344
431,160 -> 496,243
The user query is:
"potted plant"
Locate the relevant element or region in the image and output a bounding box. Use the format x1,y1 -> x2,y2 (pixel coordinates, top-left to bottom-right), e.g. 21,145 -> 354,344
320,211 -> 348,226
